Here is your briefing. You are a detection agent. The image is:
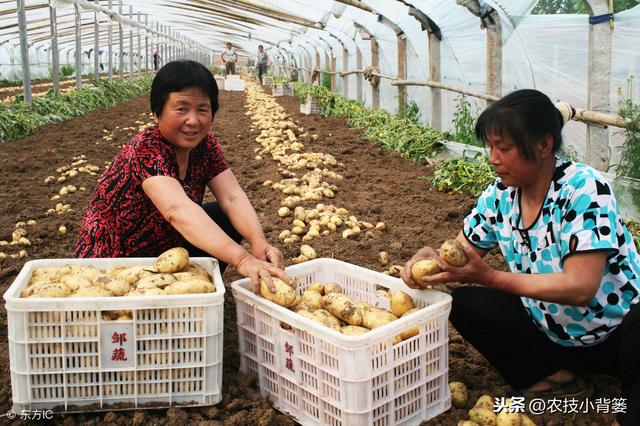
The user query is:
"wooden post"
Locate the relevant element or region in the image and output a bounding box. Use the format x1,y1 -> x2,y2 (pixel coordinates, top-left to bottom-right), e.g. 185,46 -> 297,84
118,0 -> 124,82
429,31 -> 441,130
49,1 -> 60,96
94,0 -> 99,81
128,6 -> 134,81
144,15 -> 149,72
342,47 -> 349,98
331,54 -> 337,91
107,0 -> 113,83
315,51 -> 321,85
74,2 -> 82,89
397,34 -> 407,116
371,37 -> 380,108
137,12 -> 141,78
486,19 -> 502,102
17,0 -> 32,105
585,0 -> 612,170
356,45 -> 363,102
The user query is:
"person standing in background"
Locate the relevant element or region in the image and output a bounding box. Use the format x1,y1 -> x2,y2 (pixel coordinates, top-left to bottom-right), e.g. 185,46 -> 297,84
221,42 -> 237,76
152,48 -> 160,71
257,45 -> 269,84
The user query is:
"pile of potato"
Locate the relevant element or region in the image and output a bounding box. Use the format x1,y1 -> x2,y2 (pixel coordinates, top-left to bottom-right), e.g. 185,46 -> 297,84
260,277 -> 421,342
449,382 -> 538,426
21,247 -> 216,299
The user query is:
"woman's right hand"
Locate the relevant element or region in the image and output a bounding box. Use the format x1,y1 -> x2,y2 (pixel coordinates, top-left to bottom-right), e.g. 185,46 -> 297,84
236,254 -> 289,295
400,246 -> 440,289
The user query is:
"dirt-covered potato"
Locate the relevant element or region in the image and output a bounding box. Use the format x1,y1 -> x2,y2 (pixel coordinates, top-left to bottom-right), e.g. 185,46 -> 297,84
340,325 -> 369,336
398,308 -> 420,340
126,287 -> 165,297
322,293 -> 363,326
323,282 -> 342,295
105,265 -> 128,277
468,407 -> 497,426
440,239 -> 468,267
520,414 -> 536,426
164,279 -> 215,295
474,395 -> 494,411
390,291 -> 414,317
374,289 -> 391,299
135,274 -> 176,289
181,262 -> 210,278
361,308 -> 398,329
410,259 -> 441,281
300,290 -> 323,310
116,266 -> 153,285
310,309 -> 341,331
457,421 -> 480,426
103,278 -> 131,296
154,247 -> 190,273
449,381 -> 469,408
74,266 -> 104,282
59,275 -> 93,292
172,272 -> 200,281
300,244 -> 316,260
28,282 -> 71,298
260,277 -> 296,307
306,283 -> 324,294
496,411 -> 521,426
73,287 -> 112,297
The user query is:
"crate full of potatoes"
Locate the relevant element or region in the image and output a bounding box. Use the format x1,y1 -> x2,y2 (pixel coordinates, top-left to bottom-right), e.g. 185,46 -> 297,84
3,248 -> 224,413
231,258 -> 452,426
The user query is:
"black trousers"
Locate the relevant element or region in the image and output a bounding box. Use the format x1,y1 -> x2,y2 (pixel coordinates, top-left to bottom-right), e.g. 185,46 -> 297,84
450,286 -> 640,425
257,63 -> 267,83
182,202 -> 243,274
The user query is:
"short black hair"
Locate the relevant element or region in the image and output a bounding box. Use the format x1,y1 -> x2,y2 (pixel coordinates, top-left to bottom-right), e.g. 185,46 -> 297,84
258,45 -> 263,49
475,89 -> 564,162
150,60 -> 218,117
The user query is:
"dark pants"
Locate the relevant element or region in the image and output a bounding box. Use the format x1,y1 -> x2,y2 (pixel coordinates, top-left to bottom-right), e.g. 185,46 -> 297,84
450,286 -> 640,425
225,61 -> 236,76
258,63 -> 267,83
183,202 -> 243,274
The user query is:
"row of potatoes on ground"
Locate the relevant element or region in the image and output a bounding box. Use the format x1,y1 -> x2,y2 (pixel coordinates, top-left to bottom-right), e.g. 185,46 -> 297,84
261,277 -> 420,342
451,382 -> 538,426
21,248 -> 215,299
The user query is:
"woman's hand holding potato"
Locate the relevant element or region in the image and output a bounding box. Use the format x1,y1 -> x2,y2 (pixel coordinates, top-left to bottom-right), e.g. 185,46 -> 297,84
236,253 -> 289,294
250,238 -> 285,269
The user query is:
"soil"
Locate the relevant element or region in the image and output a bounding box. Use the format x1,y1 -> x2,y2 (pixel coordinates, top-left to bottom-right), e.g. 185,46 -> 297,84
0,87 -> 621,425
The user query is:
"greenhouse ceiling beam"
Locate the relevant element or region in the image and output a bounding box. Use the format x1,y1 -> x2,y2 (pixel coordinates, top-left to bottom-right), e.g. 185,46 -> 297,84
332,0 -> 373,13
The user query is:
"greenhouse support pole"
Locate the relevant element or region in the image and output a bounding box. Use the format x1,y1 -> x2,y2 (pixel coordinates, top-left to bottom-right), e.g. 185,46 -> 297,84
144,15 -> 149,72
137,12 -> 141,78
371,37 -> 380,109
94,0 -> 99,81
486,18 -> 502,103
585,0 -> 612,170
17,0 -> 32,105
356,45 -> 363,102
118,0 -> 124,83
74,3 -> 82,89
429,31 -> 441,131
342,48 -> 349,98
397,34 -> 407,117
128,6 -> 133,81
107,0 -> 113,83
49,1 -> 61,96
331,55 -> 337,91
315,51 -> 321,85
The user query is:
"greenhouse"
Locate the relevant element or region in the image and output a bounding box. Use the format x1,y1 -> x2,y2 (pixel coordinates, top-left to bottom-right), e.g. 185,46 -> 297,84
1,0 -> 640,425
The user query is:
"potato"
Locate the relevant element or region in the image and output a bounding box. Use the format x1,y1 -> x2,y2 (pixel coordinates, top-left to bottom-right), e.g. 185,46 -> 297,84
361,308 -> 398,329
520,414 -> 537,426
496,411 -> 521,426
399,308 -> 420,340
260,277 -> 296,307
28,282 -> 71,298
468,407 -> 497,426
59,275 -> 93,292
116,314 -> 133,321
378,251 -> 389,266
374,289 -> 391,299
103,278 -> 131,296
390,291 -> 415,317
355,301 -> 375,313
340,325 -> 369,336
126,287 -> 165,296
73,287 -> 112,297
135,274 -> 175,289
181,262 -> 210,278
410,259 -> 441,281
74,266 -> 104,282
154,247 -> 190,273
307,282 -> 324,294
116,266 -> 153,284
310,309 -> 341,331
172,272 -> 200,281
164,279 -> 215,295
474,395 -> 494,411
300,244 -> 316,260
300,290 -> 323,310
30,267 -> 61,282
105,265 -> 128,277
440,239 -> 468,267
322,293 -> 363,326
323,282 -> 342,295
458,422 -> 480,426
449,381 -> 468,408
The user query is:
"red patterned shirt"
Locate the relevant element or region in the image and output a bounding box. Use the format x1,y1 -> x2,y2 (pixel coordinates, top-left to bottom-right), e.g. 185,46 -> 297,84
75,126 -> 229,258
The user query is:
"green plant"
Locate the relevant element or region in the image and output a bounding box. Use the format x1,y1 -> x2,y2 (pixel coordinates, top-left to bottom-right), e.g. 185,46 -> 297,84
617,77 -> 640,180
452,95 -> 482,146
272,76 -> 290,86
60,64 -> 75,77
404,100 -> 421,124
429,156 -> 497,197
627,219 -> 640,251
321,71 -> 332,90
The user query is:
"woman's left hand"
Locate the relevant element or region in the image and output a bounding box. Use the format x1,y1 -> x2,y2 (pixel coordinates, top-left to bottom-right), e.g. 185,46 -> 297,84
418,242 -> 496,286
251,239 -> 285,269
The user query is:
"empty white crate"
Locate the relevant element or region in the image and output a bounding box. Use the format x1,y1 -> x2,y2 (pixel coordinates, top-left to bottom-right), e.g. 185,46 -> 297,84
214,76 -> 225,91
3,257 -> 225,412
300,97 -> 322,115
224,78 -> 245,91
231,258 -> 452,426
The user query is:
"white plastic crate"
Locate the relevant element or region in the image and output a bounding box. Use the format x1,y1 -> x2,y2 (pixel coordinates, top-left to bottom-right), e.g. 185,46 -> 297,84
224,78 -> 245,91
3,257 -> 225,413
300,97 -> 322,115
231,258 -> 452,426
214,76 -> 225,91
272,84 -> 287,97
